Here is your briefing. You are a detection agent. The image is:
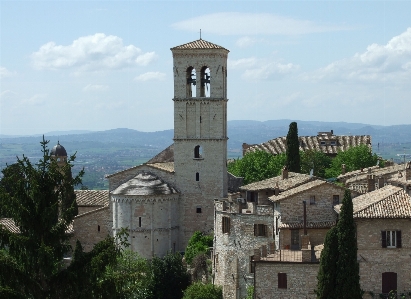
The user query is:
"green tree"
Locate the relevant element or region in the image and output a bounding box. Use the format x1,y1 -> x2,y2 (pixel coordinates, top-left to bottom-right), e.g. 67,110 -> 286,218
325,145 -> 380,178
286,122 -> 301,173
301,150 -> 332,178
146,252 -> 190,299
316,226 -> 338,299
185,231 -> 213,265
228,151 -> 286,185
0,138 -> 119,299
335,190 -> 362,298
182,282 -> 223,299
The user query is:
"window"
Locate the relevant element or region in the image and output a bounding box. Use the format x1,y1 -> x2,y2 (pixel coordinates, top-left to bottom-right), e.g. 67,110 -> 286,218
200,66 -> 211,97
320,141 -> 326,146
196,172 -> 200,181
196,207 -> 202,213
222,216 -> 230,234
139,217 -> 142,227
187,67 -> 196,97
330,141 -> 337,146
310,195 -> 315,205
98,225 -> 100,232
382,231 -> 401,248
250,256 -> 255,273
275,217 -> 279,235
278,273 -> 287,289
194,145 -> 202,158
247,191 -> 258,203
333,195 -> 340,205
254,224 -> 267,237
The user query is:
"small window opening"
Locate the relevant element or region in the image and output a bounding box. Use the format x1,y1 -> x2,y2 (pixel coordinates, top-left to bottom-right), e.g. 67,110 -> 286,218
200,116 -> 202,123
194,145 -> 202,158
222,216 -> 230,234
196,172 -> 200,181
139,217 -> 142,227
173,242 -> 176,253
310,195 -> 315,205
333,195 -> 339,205
278,273 -> 287,289
98,225 -> 100,232
320,141 -> 326,146
200,66 -> 210,97
250,256 -> 255,273
196,207 -> 202,213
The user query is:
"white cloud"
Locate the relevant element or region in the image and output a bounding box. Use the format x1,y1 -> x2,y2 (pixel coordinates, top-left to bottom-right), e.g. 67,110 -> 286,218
0,66 -> 15,78
243,62 -> 299,81
134,72 -> 166,82
228,57 -> 257,69
31,33 -> 157,71
236,36 -> 257,48
83,84 -> 109,92
23,94 -> 47,106
308,27 -> 411,82
172,12 -> 352,36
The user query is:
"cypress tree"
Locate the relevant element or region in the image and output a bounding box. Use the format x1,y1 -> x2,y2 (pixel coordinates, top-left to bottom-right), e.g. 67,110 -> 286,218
316,226 -> 338,299
286,122 -> 301,173
335,189 -> 362,298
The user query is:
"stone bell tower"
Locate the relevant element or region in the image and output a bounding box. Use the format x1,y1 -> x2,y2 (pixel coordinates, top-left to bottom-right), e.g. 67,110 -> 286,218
171,39 -> 229,248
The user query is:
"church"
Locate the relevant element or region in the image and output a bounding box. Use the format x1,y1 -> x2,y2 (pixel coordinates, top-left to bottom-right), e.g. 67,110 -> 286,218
105,38 -> 236,258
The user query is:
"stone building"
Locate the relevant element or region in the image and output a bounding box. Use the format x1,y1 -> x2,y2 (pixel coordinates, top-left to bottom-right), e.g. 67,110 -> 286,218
243,131 -> 371,157
106,39 -> 231,258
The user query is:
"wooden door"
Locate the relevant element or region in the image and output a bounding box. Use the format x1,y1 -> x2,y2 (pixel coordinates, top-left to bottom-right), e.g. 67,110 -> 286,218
382,272 -> 397,294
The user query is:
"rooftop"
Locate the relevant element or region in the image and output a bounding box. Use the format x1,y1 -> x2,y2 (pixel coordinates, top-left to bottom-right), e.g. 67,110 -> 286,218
334,185 -> 411,219
0,218 -> 74,234
111,172 -> 178,196
74,190 -> 109,207
240,172 -> 314,192
269,179 -> 329,202
171,39 -> 228,51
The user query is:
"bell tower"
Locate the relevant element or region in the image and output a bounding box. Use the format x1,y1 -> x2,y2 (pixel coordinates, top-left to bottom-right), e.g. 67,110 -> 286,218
171,39 -> 229,247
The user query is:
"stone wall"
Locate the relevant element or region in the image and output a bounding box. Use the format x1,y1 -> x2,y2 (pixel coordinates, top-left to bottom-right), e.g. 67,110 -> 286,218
71,206 -> 111,252
254,262 -> 319,299
356,218 -> 411,295
214,199 -> 274,299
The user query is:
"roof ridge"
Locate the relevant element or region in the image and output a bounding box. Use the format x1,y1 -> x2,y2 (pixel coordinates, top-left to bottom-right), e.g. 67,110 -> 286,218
353,187 -> 402,215
171,39 -> 228,51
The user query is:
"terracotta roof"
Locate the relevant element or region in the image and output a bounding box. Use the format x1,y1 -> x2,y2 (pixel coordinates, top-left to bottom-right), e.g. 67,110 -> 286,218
146,144 -> 174,163
245,134 -> 371,156
74,190 -> 109,207
338,165 -> 380,181
345,164 -> 406,184
171,39 -> 228,51
240,172 -> 314,192
146,162 -> 174,173
280,221 -> 335,229
111,172 -> 178,196
0,218 -> 74,234
334,185 -> 411,219
270,180 -> 327,202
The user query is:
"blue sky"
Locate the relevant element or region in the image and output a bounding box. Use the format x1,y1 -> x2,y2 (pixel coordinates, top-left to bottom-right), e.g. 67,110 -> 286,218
1,0 -> 411,135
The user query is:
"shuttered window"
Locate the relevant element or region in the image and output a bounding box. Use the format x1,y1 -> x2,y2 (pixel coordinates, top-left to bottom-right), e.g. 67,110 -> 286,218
222,216 -> 230,234
382,231 -> 401,248
278,273 -> 287,289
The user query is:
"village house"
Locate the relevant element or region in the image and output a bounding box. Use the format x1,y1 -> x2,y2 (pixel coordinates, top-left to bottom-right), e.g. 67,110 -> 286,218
242,131 -> 371,158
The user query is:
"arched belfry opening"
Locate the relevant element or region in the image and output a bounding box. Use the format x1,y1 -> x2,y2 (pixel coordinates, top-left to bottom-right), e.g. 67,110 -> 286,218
194,145 -> 203,158
186,67 -> 196,97
200,66 -> 210,97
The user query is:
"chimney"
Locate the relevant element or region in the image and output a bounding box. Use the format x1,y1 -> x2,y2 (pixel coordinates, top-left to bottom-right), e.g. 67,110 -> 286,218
282,166 -> 289,180
406,162 -> 411,181
274,182 -> 280,196
303,200 -> 307,235
341,164 -> 346,175
367,174 -> 375,192
378,176 -> 385,189
331,129 -> 334,135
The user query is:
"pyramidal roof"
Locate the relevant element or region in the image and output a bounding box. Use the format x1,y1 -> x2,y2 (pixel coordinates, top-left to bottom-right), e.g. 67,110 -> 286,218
171,39 -> 228,51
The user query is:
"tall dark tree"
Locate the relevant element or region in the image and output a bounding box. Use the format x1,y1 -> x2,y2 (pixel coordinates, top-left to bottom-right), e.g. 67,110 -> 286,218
335,190 -> 362,298
0,138 -> 119,299
286,122 -> 301,173
316,226 -> 338,299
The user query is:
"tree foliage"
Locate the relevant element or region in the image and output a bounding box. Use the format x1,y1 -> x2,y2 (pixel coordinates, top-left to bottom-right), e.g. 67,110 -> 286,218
228,151 -> 286,185
300,150 -> 332,178
185,231 -> 213,265
146,252 -> 191,299
316,189 -> 361,299
182,282 -> 223,299
335,190 -> 362,298
325,145 -> 380,178
0,138 -> 119,299
316,226 -> 338,299
286,122 -> 301,173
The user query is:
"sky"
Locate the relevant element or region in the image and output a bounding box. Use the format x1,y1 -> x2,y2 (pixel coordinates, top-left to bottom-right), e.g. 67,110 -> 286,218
1,0 -> 411,136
